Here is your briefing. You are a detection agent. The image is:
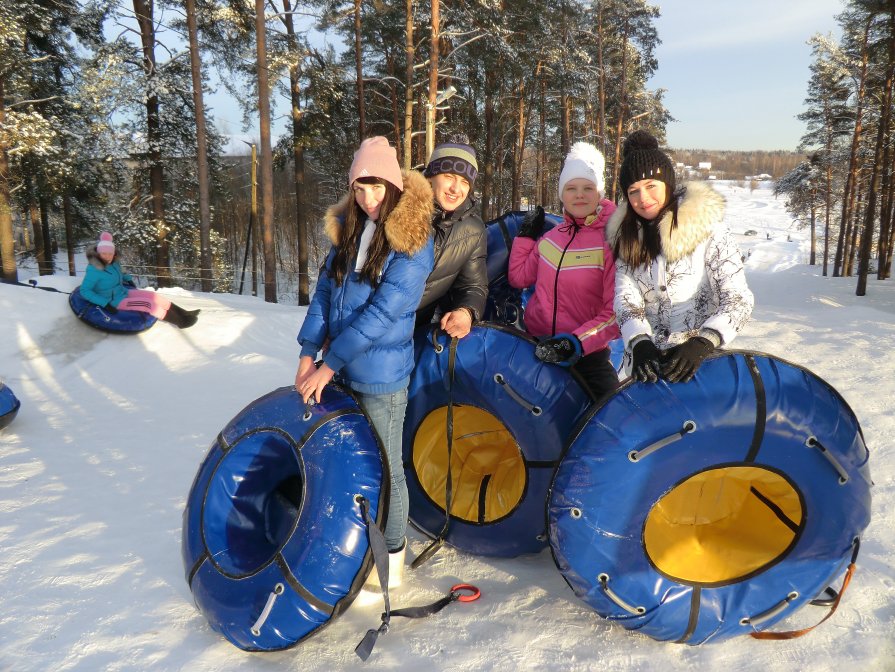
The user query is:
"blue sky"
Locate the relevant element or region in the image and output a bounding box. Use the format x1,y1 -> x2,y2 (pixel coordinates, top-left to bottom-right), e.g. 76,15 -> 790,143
650,0 -> 845,150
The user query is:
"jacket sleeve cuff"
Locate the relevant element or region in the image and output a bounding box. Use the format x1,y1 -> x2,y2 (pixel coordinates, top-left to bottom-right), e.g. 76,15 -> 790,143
299,342 -> 321,359
698,328 -> 722,347
322,351 -> 346,373
458,305 -> 477,322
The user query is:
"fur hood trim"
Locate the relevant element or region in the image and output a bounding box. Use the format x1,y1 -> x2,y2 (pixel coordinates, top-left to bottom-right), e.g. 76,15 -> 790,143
606,181 -> 725,263
85,244 -> 118,270
323,170 -> 434,255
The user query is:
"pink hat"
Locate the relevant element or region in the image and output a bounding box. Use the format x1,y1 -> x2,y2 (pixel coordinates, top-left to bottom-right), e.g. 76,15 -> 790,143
348,137 -> 403,191
96,231 -> 115,254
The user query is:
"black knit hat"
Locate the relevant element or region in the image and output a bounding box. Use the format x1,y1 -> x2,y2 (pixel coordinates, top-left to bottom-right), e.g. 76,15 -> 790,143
619,130 -> 675,197
424,134 -> 478,185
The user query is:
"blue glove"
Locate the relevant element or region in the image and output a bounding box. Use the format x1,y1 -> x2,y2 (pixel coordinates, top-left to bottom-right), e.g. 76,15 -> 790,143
535,333 -> 582,367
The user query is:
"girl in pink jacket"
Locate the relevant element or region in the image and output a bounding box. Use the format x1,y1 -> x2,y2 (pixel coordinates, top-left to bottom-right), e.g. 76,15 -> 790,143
508,142 -> 620,399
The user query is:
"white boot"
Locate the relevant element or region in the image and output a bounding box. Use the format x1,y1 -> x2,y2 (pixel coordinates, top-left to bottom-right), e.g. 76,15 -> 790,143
386,544 -> 405,590
353,542 -> 406,607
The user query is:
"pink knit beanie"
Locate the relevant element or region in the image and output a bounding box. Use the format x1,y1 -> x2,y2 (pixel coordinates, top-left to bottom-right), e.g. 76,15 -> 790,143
96,231 -> 115,254
348,137 -> 403,191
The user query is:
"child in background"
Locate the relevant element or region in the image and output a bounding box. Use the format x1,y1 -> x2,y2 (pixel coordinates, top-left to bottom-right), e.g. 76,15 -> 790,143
508,142 -> 620,400
80,232 -> 199,328
294,136 -> 434,588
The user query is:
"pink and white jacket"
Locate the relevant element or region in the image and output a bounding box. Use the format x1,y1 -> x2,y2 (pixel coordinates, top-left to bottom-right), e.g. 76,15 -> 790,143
508,200 -> 620,355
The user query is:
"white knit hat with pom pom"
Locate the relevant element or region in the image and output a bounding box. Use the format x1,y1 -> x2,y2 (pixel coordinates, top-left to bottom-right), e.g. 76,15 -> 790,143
558,142 -> 606,199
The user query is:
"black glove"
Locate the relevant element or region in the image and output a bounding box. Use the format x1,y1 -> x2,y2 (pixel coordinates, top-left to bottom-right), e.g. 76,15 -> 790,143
104,305 -> 118,314
631,339 -> 662,383
517,206 -> 546,240
535,333 -> 582,367
661,336 -> 714,383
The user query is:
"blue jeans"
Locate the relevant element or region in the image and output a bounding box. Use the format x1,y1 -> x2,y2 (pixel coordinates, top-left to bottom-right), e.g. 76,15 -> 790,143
356,387 -> 409,552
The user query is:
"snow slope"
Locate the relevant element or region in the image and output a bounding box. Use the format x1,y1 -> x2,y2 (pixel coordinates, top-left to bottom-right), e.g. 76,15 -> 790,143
1,182 -> 893,671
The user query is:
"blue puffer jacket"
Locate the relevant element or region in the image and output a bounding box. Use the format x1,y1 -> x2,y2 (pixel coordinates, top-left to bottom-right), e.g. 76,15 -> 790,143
79,246 -> 133,307
298,171 -> 435,394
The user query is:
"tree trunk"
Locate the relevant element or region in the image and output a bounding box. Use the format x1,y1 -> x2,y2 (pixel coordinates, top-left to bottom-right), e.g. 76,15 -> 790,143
876,117 -> 893,280
596,3 -> 606,155
882,192 -> 895,279
835,16 -> 871,277
384,54 -> 401,156
856,10 -> 895,296
426,0 -> 440,159
62,194 -> 75,275
511,81 -> 526,209
512,65 -> 540,210
282,0 -> 309,304
808,193 -> 830,266
255,0 -> 278,302
402,0 -> 415,170
822,161 -> 831,274
133,0 -> 171,288
185,0 -> 213,292
539,75 -> 547,207
482,69 -> 494,220
610,16 -> 632,200
846,177 -> 863,276
0,77 -> 18,283
354,0 -> 366,142
26,179 -> 47,275
39,193 -> 53,275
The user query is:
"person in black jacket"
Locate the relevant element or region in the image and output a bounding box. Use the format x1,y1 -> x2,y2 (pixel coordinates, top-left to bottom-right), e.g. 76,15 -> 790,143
416,136 -> 488,338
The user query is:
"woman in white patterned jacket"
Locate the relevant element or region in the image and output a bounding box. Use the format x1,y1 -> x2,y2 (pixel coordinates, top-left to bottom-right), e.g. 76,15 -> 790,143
606,130 -> 754,384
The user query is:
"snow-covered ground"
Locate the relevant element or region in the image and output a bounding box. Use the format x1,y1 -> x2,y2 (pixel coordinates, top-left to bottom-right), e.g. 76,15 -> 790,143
1,182 -> 893,671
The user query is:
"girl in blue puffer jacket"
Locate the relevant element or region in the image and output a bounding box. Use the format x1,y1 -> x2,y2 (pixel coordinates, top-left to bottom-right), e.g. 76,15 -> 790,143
294,137 -> 434,579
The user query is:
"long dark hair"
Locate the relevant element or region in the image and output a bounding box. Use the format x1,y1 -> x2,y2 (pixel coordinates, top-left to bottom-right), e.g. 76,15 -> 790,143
613,187 -> 684,268
330,176 -> 402,287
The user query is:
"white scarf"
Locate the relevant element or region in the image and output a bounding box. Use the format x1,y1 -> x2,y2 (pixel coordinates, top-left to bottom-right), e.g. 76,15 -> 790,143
354,218 -> 378,271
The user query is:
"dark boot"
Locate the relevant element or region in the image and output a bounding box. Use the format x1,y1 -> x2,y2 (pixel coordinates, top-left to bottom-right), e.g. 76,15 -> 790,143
162,303 -> 200,329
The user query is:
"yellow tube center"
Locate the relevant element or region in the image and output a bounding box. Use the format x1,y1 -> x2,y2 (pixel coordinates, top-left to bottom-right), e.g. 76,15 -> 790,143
643,466 -> 804,586
412,405 -> 525,524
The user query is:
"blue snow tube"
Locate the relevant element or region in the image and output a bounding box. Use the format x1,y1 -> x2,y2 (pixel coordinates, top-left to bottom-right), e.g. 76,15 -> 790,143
548,350 -> 872,643
69,286 -> 157,333
182,385 -> 386,651
482,210 -> 561,327
0,383 -> 20,430
404,323 -> 593,557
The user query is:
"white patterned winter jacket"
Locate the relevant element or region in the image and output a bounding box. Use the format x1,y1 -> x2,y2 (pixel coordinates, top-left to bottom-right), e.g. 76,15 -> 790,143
605,181 -> 754,357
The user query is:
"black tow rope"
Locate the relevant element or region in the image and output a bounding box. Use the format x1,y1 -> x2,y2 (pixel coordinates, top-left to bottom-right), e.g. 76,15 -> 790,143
410,330 -> 458,570
355,583 -> 481,661
354,494 -> 481,661
16,279 -> 71,295
354,496 -> 392,660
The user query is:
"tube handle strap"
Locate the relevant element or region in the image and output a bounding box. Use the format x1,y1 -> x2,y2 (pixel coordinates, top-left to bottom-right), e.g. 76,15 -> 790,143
493,372 -> 542,416
629,420 -> 696,462
599,573 -> 645,616
355,496 -> 393,661
750,539 -> 860,640
411,334 -> 458,570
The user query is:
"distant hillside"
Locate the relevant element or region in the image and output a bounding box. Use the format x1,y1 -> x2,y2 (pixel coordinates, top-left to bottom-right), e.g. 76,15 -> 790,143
668,148 -> 802,181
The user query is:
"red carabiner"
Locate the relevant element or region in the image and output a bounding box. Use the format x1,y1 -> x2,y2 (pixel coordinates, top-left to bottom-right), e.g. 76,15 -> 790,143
451,583 -> 481,602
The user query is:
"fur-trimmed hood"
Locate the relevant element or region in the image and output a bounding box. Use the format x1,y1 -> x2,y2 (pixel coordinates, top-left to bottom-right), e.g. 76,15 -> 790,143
606,181 -> 725,264
323,169 -> 434,255
85,244 -> 119,270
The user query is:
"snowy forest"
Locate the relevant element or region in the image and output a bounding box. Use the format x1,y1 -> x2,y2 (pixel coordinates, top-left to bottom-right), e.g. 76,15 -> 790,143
1,0 -> 894,303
